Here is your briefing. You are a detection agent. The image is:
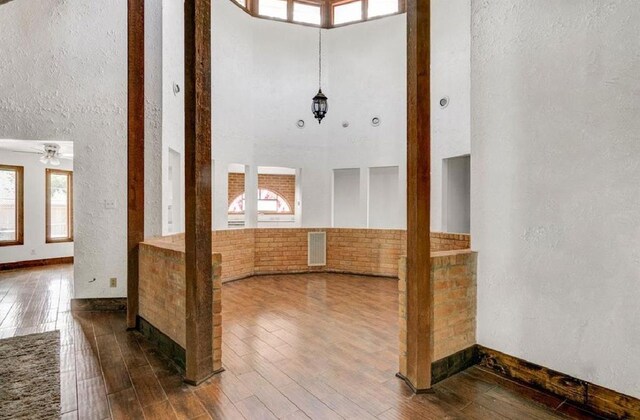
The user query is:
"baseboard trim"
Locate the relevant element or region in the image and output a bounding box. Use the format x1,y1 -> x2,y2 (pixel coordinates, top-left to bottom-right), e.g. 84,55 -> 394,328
71,298 -> 127,312
431,345 -> 479,385
137,316 -> 186,371
0,256 -> 73,271
223,270 -> 398,284
478,345 -> 640,419
395,372 -> 433,394
184,367 -> 225,386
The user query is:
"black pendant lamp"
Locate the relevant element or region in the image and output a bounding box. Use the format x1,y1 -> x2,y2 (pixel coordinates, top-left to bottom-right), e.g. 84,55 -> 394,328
312,28 -> 328,124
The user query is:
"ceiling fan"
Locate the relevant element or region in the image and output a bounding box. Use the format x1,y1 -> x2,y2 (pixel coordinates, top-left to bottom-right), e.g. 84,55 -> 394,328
39,144 -> 63,166
0,141 -> 74,165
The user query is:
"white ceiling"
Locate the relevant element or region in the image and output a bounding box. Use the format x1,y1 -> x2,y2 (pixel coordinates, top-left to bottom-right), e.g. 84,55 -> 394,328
0,139 -> 74,159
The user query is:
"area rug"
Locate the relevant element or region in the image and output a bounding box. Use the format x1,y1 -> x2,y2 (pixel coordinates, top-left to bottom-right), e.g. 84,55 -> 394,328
0,331 -> 60,419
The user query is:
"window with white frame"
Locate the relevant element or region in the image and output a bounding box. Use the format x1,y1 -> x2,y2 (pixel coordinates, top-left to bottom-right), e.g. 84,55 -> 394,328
259,0 -> 288,19
333,1 -> 362,25
367,0 -> 398,18
293,2 -> 321,25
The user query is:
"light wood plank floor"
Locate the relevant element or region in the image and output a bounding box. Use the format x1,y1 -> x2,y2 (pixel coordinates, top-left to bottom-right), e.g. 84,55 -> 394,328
0,265 -> 602,419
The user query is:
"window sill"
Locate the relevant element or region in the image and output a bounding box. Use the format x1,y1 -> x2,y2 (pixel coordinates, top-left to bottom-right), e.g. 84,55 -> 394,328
0,241 -> 24,247
46,239 -> 74,244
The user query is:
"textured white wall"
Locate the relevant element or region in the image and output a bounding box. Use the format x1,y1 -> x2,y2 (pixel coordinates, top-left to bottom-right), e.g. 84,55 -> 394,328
145,0 -> 164,239
326,2 -> 471,232
0,151 -> 74,264
162,0 -> 188,236
472,0 -> 640,398
325,15 -> 408,229
0,1 -> 128,298
431,0 -> 471,231
0,0 -> 471,297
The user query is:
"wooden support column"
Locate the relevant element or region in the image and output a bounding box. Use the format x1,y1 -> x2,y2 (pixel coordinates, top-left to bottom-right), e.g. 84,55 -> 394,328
127,0 -> 145,330
184,0 -> 216,385
322,1 -> 331,28
403,0 -> 432,392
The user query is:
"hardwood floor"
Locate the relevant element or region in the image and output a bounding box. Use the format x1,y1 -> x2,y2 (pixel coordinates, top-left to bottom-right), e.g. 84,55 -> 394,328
0,265 -> 603,419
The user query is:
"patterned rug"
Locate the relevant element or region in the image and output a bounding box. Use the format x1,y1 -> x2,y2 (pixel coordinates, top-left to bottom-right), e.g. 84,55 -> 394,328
0,331 -> 60,419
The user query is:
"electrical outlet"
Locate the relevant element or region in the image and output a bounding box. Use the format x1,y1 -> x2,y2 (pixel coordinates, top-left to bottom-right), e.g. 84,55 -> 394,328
110,278 -> 117,288
104,199 -> 116,209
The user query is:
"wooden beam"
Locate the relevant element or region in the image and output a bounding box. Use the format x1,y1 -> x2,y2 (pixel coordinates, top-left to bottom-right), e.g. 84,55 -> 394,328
287,0 -> 294,22
404,0 -> 432,391
127,0 -> 145,330
248,0 -> 259,16
184,0 -> 215,385
322,0 -> 331,28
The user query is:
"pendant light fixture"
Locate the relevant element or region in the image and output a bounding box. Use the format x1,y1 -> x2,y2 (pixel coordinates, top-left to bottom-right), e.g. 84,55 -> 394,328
311,28 -> 328,124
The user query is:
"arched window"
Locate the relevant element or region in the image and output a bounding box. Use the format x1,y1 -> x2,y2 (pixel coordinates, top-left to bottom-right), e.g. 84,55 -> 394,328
228,189 -> 292,214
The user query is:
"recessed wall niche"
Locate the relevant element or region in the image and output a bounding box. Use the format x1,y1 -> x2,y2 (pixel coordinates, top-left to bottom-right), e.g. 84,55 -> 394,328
332,168 -> 362,228
368,166 -> 401,228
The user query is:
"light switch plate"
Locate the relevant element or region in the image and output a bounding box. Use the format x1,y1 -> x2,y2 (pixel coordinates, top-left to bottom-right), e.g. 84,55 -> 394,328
110,278 -> 117,288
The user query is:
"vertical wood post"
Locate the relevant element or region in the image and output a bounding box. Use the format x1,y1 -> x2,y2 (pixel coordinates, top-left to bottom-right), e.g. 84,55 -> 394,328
404,0 -> 432,392
322,2 -> 331,28
127,0 -> 145,330
184,0 -> 215,385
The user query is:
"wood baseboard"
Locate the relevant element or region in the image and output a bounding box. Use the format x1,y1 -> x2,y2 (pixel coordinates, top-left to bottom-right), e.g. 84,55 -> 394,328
0,256 -> 73,271
137,316 -> 186,371
478,345 -> 640,419
71,298 -> 127,312
224,270 -> 398,284
432,345 -> 479,385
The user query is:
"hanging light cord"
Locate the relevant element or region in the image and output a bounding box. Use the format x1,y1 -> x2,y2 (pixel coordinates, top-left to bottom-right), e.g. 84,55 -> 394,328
318,27 -> 322,90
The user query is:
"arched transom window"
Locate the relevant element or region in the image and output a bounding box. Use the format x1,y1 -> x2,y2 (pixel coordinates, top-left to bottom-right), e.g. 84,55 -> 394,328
229,189 -> 292,214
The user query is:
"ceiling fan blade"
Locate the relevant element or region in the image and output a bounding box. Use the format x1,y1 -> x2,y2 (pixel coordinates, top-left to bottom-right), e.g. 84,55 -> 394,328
5,150 -> 42,155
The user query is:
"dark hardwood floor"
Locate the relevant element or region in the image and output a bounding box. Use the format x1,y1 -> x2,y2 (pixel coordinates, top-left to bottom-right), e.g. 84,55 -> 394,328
0,265 -> 602,419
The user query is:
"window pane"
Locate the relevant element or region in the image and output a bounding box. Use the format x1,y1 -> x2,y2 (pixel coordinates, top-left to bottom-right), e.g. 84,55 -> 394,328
367,0 -> 397,18
334,1 -> 362,25
229,194 -> 246,213
258,200 -> 278,213
230,189 -> 292,214
49,172 -> 70,240
293,2 -> 321,25
259,0 -> 287,19
0,169 -> 17,242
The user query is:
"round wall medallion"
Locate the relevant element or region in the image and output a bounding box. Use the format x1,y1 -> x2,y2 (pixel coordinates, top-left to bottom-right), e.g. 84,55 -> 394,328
296,119 -> 305,129
439,96 -> 450,108
342,121 -> 350,128
371,117 -> 381,127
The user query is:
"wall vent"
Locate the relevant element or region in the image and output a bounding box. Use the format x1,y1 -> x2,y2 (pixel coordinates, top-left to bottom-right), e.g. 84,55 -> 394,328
308,232 -> 327,266
228,220 -> 245,228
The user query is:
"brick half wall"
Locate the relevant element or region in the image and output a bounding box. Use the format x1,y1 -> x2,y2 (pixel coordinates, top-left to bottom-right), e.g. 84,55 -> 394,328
147,229 -> 470,283
398,251 -> 478,377
138,241 -> 223,372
